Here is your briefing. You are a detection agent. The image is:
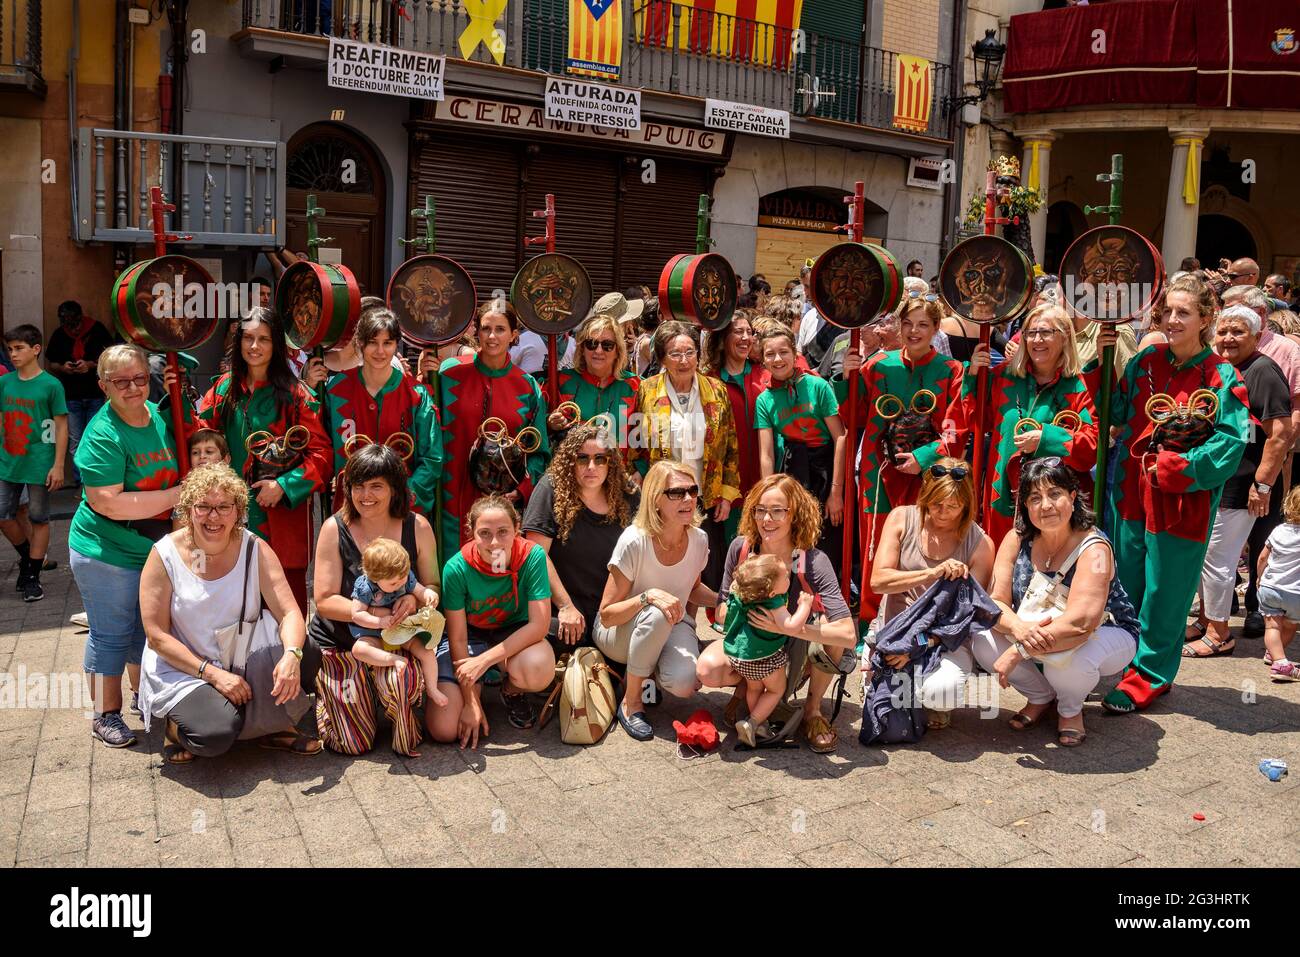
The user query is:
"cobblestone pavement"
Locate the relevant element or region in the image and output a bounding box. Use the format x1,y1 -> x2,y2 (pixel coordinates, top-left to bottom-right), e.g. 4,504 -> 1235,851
3,518 -> 1299,868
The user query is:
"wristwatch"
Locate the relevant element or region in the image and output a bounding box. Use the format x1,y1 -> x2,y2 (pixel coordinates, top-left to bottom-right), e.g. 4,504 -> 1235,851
639,591 -> 651,608
1014,641 -> 1031,660
1255,481 -> 1273,495
285,647 -> 304,661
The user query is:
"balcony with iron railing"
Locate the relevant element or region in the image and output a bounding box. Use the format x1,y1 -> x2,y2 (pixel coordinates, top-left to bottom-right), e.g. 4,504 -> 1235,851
239,0 -> 953,140
0,0 -> 44,96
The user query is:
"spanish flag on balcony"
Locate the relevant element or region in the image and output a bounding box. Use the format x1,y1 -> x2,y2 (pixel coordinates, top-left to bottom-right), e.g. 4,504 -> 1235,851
892,54 -> 933,133
568,0 -> 624,80
635,0 -> 804,71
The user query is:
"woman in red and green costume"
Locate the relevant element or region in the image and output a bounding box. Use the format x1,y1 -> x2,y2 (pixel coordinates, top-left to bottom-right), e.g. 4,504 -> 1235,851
322,308 -> 443,519
1102,273 -> 1249,713
703,310 -> 769,541
839,297 -> 966,623
962,303 -> 1098,546
549,312 -> 638,449
438,299 -> 550,562
198,307 -> 331,613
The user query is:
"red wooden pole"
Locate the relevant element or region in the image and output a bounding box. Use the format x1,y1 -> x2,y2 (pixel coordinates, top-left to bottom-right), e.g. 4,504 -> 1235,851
970,170 -> 999,521
527,194 -> 560,408
840,181 -> 865,600
150,186 -> 193,477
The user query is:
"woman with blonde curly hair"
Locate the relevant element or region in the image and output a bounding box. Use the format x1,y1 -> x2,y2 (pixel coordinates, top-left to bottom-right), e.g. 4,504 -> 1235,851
523,424 -> 639,648
697,473 -> 858,752
138,464 -> 321,763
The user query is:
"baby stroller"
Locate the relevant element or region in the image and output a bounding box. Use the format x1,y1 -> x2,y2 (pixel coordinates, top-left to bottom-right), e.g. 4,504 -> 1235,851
732,638 -> 858,751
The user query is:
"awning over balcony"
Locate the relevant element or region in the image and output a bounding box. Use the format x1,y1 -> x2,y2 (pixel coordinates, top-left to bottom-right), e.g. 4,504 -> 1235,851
1002,0 -> 1300,113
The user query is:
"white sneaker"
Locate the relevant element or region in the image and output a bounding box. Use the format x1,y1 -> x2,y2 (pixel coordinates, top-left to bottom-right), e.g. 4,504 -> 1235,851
70,612 -> 89,629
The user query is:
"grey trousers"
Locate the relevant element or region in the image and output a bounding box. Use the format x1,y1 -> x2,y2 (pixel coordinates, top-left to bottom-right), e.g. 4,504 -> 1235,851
593,605 -> 701,698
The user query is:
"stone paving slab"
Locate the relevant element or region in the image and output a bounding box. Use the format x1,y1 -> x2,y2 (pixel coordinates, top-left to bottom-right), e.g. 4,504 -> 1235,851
3,523 -> 1300,867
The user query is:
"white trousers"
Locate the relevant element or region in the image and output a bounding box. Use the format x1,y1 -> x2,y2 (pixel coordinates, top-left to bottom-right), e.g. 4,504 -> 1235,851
1199,507 -> 1256,622
969,626 -> 1136,718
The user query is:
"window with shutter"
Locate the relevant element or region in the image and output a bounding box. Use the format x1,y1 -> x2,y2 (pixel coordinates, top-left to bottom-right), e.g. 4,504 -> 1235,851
618,157 -> 711,290
522,146 -> 621,295
798,0 -> 867,122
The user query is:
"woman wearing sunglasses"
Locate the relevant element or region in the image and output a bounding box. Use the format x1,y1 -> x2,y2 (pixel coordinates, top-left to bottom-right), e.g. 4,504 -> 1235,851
197,307 -> 332,613
703,310 -> 768,541
523,424 -> 638,649
870,457 -> 995,729
840,296 -> 967,627
962,303 -> 1098,546
69,344 -> 185,749
634,321 -> 741,590
551,312 -> 639,449
594,461 -> 716,740
698,473 -> 858,752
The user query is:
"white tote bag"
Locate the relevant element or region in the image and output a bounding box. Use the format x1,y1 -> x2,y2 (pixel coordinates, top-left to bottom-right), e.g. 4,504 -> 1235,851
1015,533 -> 1109,667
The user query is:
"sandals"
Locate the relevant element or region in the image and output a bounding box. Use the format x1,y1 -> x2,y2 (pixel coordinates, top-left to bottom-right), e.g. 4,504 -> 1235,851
1183,622 -> 1207,643
801,713 -> 838,753
1057,727 -> 1087,748
1009,701 -> 1055,731
927,711 -> 952,731
258,731 -> 323,756
164,719 -> 194,765
723,688 -> 746,729
1181,635 -> 1235,658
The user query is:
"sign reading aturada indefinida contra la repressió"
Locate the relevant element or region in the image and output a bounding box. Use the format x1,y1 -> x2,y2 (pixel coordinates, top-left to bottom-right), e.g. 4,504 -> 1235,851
544,77 -> 641,130
327,37 -> 445,100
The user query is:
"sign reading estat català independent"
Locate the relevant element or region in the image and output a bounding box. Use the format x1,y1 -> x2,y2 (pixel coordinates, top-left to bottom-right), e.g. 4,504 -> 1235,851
704,99 -> 790,138
436,96 -> 724,156
328,37 -> 444,100
544,77 -> 641,130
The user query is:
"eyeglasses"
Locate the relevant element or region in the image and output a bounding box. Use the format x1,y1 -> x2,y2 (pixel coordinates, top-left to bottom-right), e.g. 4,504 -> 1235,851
106,374 -> 149,391
192,503 -> 237,518
576,453 -> 610,468
583,339 -> 618,352
905,290 -> 939,302
929,464 -> 969,481
1022,329 -> 1062,341
753,506 -> 790,521
662,485 -> 700,501
666,350 -> 698,362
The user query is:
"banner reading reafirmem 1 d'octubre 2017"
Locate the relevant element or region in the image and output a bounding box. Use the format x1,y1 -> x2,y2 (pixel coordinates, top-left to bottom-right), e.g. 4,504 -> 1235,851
327,37 -> 445,100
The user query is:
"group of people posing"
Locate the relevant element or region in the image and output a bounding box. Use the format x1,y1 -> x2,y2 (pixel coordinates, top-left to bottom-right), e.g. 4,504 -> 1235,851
6,260 -> 1294,762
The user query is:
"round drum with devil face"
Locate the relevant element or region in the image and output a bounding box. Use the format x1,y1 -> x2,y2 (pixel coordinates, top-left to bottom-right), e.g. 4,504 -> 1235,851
658,253 -> 738,331
386,254 -> 477,346
1058,225 -> 1164,324
939,235 -> 1033,324
511,253 -> 593,336
111,255 -> 219,352
809,242 -> 902,329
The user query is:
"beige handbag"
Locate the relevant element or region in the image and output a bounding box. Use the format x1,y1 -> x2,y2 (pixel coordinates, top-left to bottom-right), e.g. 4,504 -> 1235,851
1015,534 -> 1109,667
538,647 -> 620,745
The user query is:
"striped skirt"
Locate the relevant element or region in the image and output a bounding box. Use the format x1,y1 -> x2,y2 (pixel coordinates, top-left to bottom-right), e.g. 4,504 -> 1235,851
314,648 -> 425,757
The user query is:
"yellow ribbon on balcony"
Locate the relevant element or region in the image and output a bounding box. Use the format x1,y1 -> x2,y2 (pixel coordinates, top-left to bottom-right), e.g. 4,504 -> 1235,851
459,0 -> 510,65
1172,136 -> 1202,206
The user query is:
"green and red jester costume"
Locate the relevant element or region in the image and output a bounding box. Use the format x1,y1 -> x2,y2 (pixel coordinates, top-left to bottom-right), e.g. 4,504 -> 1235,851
838,348 -> 966,622
437,354 -> 550,561
1104,343 -> 1248,712
198,375 -> 332,611
555,367 -> 639,448
322,367 -> 444,517
959,361 -> 1098,546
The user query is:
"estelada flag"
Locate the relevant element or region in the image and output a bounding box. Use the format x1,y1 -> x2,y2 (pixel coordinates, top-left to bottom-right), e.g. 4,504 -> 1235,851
892,54 -> 933,133
636,0 -> 804,71
568,0 -> 623,80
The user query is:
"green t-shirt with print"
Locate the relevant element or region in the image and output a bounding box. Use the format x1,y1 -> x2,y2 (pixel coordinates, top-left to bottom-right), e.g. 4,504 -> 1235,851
722,592 -> 788,662
753,374 -> 839,448
69,400 -> 180,569
0,370 -> 68,485
442,543 -> 551,630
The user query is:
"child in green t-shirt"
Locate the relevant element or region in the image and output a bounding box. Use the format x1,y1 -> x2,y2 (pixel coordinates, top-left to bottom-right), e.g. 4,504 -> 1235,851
723,553 -> 813,747
0,324 -> 68,602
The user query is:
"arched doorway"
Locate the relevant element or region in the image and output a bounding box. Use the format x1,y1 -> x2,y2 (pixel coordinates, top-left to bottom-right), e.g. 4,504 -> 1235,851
286,123 -> 387,297
1196,214 -> 1256,272
754,187 -> 884,287
1044,201 -> 1088,276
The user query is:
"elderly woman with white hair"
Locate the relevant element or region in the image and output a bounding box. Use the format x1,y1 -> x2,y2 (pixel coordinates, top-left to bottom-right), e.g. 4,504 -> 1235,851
1185,303 -> 1294,657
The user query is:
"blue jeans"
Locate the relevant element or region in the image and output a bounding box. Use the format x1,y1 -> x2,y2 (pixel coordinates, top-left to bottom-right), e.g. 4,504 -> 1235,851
65,397 -> 104,485
71,548 -> 146,676
1258,584 -> 1300,623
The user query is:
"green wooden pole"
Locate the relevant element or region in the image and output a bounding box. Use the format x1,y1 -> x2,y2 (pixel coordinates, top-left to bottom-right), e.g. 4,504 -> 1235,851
1083,155 -> 1124,509
695,194 -> 710,255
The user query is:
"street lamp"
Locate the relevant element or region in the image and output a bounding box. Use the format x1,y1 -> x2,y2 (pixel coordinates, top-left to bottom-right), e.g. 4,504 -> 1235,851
942,29 -> 1007,115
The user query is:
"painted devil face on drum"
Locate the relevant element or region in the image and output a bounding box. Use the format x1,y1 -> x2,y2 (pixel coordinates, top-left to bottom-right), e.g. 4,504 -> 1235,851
396,263 -> 455,337
137,260 -> 207,349
694,263 -> 725,323
1079,237 -> 1140,318
955,252 -> 1010,318
823,249 -> 875,322
525,259 -> 579,325
285,269 -> 322,343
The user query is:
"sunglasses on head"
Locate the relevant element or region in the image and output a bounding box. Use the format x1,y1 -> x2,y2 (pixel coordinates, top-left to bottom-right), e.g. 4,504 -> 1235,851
906,290 -> 939,301
583,338 -> 617,352
662,485 -> 700,501
929,464 -> 969,481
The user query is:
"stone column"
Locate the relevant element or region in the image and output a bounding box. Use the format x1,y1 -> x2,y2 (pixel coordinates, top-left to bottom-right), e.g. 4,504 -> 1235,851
1020,131 -> 1056,267
1161,128 -> 1209,270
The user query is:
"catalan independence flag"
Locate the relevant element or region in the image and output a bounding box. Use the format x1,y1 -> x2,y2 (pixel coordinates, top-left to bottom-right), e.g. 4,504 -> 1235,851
635,0 -> 804,71
568,0 -> 623,80
892,54 -> 933,133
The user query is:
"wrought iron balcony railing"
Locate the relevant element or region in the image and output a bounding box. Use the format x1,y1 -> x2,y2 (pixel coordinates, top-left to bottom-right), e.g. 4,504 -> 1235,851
76,128 -> 286,247
0,0 -> 44,95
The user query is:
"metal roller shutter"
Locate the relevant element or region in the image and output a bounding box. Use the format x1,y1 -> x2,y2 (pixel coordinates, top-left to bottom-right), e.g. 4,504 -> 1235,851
618,157 -> 711,291
408,133 -> 523,299
522,146 -> 621,296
